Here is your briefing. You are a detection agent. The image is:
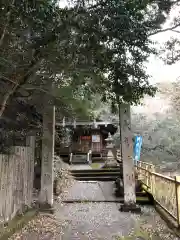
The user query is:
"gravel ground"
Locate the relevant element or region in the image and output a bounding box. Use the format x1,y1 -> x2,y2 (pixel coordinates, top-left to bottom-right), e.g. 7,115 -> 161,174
56,202 -> 136,239
10,161 -> 179,240
55,181 -> 180,240
9,215 -> 67,240
9,170 -> 180,240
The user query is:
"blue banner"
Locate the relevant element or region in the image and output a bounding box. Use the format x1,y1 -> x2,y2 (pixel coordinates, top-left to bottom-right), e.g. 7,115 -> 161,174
133,135 -> 143,161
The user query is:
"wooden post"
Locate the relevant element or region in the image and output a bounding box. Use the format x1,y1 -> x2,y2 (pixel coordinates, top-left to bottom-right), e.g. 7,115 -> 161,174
26,136 -> 35,204
39,105 -> 55,209
150,165 -> 155,195
119,103 -> 140,212
145,165 -> 149,186
175,176 -> 180,227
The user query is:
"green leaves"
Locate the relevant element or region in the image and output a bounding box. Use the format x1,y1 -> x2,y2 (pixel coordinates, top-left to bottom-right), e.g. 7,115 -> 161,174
0,0 -> 177,120
160,38 -> 180,65
80,0 -> 169,105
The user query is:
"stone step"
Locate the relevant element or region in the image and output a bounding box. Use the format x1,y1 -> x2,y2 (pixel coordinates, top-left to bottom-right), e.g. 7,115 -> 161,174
71,154 -> 88,164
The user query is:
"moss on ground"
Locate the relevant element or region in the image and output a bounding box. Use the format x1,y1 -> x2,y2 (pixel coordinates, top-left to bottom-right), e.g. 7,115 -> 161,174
113,226 -> 162,240
91,163 -> 101,169
0,209 -> 38,240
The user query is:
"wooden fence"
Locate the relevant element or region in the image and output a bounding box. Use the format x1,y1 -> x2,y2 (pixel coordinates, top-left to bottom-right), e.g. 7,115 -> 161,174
0,144 -> 35,225
136,161 -> 180,227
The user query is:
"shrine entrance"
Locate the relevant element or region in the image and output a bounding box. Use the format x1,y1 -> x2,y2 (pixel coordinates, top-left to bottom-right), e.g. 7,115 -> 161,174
55,120 -> 117,162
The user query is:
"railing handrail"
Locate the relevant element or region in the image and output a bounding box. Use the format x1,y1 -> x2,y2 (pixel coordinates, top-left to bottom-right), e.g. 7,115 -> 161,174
136,162 -> 180,184
136,160 -> 154,167
137,165 -> 178,182
136,161 -> 180,227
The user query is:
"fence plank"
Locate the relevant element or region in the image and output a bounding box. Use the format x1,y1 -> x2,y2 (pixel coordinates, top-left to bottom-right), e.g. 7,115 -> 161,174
28,137 -> 35,205
175,176 -> 180,227
0,145 -> 35,224
0,155 -> 3,224
137,162 -> 179,225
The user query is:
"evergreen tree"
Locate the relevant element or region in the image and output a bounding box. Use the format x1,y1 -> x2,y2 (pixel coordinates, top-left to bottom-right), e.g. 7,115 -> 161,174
0,0 -> 178,118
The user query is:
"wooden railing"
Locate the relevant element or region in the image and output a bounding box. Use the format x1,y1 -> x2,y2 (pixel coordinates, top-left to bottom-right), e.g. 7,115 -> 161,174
0,144 -> 35,225
136,161 -> 180,227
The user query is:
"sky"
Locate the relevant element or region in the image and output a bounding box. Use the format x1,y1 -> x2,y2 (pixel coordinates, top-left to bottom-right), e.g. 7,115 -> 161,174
135,6 -> 180,115
141,5 -> 180,85
146,55 -> 180,84
147,34 -> 180,84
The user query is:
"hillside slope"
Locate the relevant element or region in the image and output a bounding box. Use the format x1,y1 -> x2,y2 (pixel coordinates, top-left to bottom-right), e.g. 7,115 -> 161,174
132,82 -> 180,169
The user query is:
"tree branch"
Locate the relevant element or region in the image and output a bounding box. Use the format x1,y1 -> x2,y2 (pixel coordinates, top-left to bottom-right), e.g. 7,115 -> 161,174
87,0 -> 109,10
171,29 -> 180,34
0,59 -> 42,118
0,0 -> 15,47
0,26 -> 61,117
148,23 -> 180,36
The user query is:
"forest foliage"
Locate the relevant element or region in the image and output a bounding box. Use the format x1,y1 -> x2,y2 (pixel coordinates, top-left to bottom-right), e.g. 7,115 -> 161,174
1,0 -> 180,159
131,82 -> 180,169
0,0 -> 180,120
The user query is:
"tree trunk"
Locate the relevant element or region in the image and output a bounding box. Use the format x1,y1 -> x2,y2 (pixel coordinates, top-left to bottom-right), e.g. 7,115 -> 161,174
119,103 -> 136,206
26,136 -> 35,204
0,59 -> 41,118
39,105 -> 55,207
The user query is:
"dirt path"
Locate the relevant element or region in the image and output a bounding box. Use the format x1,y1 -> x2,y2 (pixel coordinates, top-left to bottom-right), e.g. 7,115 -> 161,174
10,178 -> 180,240
53,181 -> 136,239
55,181 -> 180,240
56,202 -> 135,240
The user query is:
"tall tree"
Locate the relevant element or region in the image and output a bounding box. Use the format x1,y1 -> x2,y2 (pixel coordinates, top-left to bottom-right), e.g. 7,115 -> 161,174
1,0 -> 179,119
0,0 -> 107,117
